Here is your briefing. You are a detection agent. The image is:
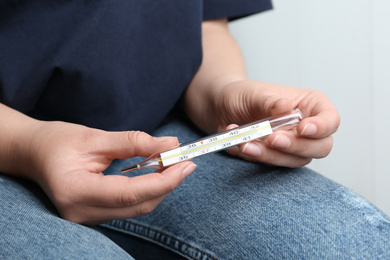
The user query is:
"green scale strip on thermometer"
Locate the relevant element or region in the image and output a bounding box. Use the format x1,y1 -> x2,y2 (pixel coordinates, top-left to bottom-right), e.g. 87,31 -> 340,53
120,109 -> 303,173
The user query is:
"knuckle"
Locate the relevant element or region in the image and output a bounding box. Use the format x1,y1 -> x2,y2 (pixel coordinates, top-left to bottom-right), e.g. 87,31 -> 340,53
227,146 -> 241,157
335,113 -> 341,128
288,157 -> 312,168
137,202 -> 156,216
299,158 -> 313,167
126,131 -> 149,154
126,131 -> 148,144
292,145 -> 307,157
165,180 -> 177,194
307,89 -> 324,98
117,189 -> 140,206
316,137 -> 334,158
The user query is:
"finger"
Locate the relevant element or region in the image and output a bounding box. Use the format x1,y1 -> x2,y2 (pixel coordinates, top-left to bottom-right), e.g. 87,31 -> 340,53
78,161 -> 196,207
226,124 -> 239,130
71,193 -> 171,225
257,147 -> 313,168
232,141 -> 312,168
99,131 -> 179,159
298,108 -> 340,139
267,130 -> 334,159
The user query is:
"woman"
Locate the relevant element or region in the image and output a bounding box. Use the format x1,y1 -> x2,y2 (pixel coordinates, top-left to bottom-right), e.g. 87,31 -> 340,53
1,1 -> 388,259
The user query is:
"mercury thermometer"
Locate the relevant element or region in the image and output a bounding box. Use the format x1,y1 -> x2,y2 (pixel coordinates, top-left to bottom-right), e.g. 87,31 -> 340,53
120,109 -> 303,173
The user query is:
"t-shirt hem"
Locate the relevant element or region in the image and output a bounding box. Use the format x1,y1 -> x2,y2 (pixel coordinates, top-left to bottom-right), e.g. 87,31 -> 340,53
203,1 -> 273,21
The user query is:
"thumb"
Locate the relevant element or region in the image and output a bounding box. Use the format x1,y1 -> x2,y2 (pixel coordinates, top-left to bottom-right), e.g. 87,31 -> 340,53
250,94 -> 293,119
99,131 -> 179,159
230,82 -> 294,122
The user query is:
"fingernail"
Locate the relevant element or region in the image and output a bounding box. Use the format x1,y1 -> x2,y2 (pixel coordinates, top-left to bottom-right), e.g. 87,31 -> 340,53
300,123 -> 317,136
182,164 -> 197,179
226,124 -> 239,130
242,142 -> 262,157
271,134 -> 291,148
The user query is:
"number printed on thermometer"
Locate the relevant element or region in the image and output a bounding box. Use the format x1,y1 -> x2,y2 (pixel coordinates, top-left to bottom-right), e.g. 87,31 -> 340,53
160,120 -> 273,167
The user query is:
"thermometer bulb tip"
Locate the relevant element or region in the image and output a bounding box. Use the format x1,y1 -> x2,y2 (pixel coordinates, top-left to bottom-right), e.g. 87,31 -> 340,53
120,164 -> 139,174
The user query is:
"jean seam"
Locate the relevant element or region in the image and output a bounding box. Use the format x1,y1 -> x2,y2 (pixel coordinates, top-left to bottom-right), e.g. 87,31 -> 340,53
102,219 -> 217,260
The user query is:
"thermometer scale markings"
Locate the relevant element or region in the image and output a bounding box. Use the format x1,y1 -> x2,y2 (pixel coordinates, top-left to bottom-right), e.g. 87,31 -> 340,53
119,109 -> 303,174
160,121 -> 272,166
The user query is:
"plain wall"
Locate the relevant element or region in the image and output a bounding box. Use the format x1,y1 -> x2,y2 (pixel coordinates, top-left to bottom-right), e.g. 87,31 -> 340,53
229,0 -> 390,215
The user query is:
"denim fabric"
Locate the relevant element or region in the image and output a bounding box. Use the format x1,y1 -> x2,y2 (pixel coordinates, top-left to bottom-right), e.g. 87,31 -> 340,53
0,175 -> 133,260
1,114 -> 390,259
101,115 -> 390,259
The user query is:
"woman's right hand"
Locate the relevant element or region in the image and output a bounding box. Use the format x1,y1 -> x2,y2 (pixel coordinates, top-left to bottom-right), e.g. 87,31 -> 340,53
32,122 -> 197,225
1,105 -> 196,225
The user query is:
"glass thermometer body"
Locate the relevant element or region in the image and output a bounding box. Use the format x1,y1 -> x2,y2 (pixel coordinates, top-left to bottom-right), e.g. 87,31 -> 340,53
120,109 -> 303,173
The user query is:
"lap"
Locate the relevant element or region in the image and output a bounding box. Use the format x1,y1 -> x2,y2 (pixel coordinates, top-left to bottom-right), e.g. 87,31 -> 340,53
1,113 -> 389,259
0,174 -> 133,260
101,114 -> 390,259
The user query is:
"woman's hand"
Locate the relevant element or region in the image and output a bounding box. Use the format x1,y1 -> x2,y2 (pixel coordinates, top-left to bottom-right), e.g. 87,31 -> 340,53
184,19 -> 339,168
18,121 -> 196,225
212,80 -> 340,168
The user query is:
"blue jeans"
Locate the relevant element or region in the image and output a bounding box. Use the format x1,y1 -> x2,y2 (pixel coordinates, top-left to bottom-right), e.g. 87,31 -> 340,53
1,114 -> 390,259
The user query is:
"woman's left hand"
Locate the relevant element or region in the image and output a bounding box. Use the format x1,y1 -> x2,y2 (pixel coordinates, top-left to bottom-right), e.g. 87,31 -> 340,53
212,80 -> 340,168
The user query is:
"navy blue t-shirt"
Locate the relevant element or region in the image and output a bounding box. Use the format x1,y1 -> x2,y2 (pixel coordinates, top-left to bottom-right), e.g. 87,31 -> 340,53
0,0 -> 272,132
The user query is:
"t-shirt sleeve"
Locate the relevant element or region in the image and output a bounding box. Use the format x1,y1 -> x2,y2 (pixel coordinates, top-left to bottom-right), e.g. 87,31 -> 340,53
203,0 -> 273,21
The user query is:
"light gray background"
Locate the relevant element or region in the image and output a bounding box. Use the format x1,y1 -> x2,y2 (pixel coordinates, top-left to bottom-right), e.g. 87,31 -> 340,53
229,0 -> 390,215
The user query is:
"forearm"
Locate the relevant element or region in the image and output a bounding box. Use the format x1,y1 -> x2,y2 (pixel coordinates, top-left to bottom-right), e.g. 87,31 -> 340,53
184,19 -> 247,133
0,103 -> 39,178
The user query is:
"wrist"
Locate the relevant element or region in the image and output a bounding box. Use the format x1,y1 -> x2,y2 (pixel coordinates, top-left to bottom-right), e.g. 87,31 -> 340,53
7,117 -> 45,180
